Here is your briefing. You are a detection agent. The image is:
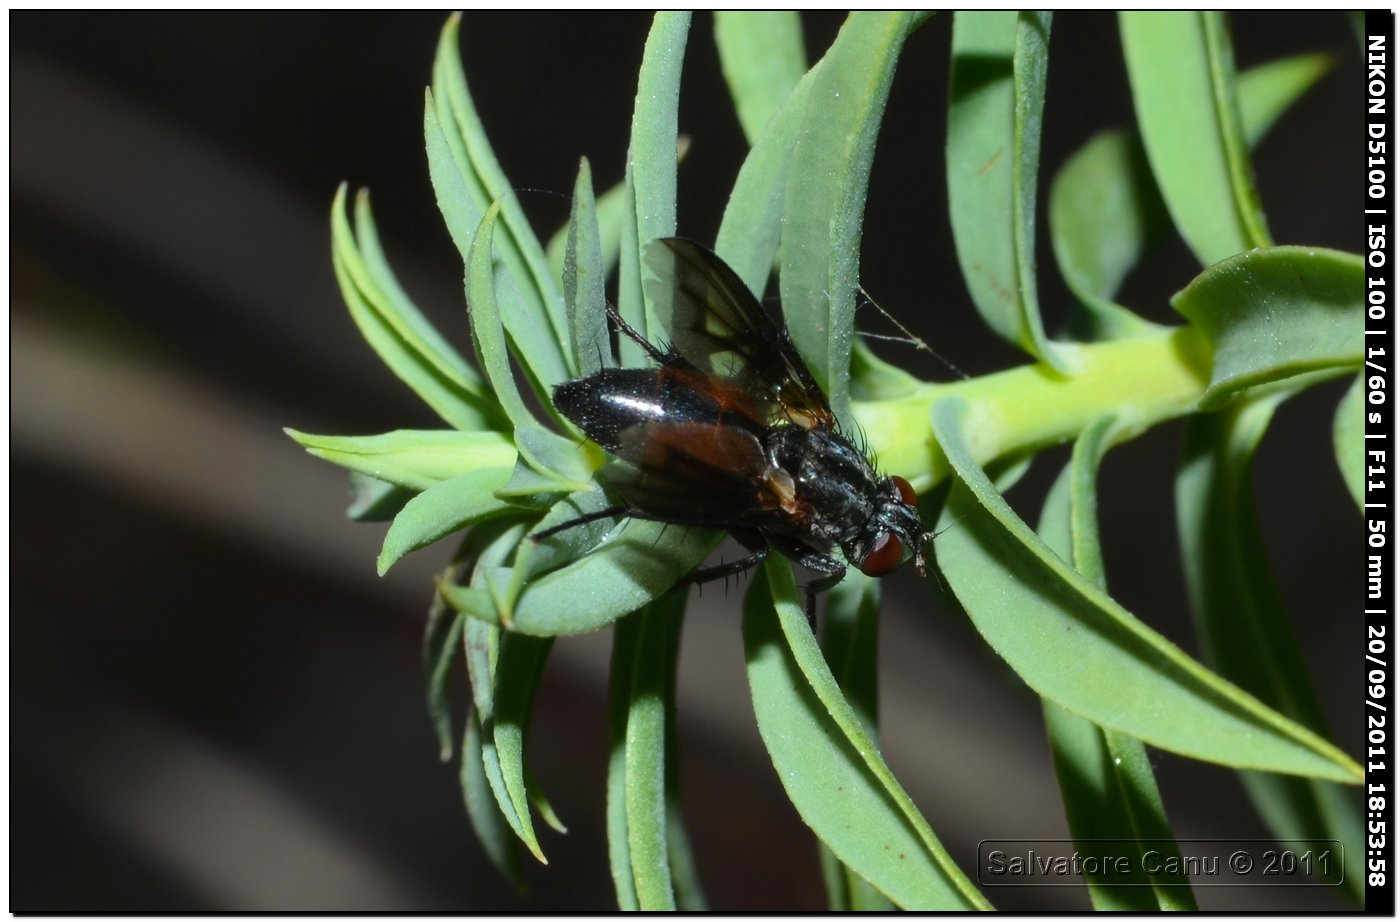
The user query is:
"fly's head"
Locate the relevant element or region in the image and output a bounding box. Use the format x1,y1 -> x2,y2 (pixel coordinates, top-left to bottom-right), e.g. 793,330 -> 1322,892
846,475 -> 932,579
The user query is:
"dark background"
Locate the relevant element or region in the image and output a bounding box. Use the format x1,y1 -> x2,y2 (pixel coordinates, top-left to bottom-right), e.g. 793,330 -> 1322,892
12,11 -> 1362,911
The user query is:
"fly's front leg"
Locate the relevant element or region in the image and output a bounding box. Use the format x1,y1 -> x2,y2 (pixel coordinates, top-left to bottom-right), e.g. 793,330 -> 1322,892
768,537 -> 846,628
605,303 -> 669,365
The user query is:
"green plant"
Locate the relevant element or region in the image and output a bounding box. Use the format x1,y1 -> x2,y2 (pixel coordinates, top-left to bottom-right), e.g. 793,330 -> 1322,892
289,12 -> 1363,910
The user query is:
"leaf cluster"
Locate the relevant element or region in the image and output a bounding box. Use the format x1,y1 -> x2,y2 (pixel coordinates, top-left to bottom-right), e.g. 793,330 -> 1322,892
289,12 -> 1364,909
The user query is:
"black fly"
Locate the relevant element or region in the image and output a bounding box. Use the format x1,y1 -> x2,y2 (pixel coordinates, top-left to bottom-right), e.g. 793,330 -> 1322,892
539,238 -> 931,612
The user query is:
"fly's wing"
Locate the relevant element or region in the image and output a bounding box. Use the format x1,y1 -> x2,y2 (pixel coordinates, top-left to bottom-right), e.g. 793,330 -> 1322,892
643,237 -> 835,431
604,419 -> 793,527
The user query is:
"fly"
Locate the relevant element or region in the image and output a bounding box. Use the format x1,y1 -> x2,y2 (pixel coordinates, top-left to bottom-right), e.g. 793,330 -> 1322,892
539,238 -> 931,611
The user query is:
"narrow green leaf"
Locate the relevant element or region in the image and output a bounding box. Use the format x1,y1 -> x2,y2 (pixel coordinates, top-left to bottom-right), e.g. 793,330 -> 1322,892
616,167 -> 647,369
714,57 -> 822,294
658,598 -> 706,911
350,188 -> 490,396
464,612 -> 501,721
743,558 -> 990,910
492,458 -> 571,508
1037,418 -> 1197,911
285,428 -> 516,491
439,522 -> 527,629
823,572 -> 882,739
1237,52 -> 1334,144
513,487 -> 617,573
465,204 -> 595,486
781,12 -> 918,424
564,158 -> 610,377
1049,51 -> 1334,343
462,713 -> 524,888
1334,374 -> 1364,510
1171,246 -> 1363,408
511,427 -> 594,492
605,606 -> 707,912
346,471 -> 414,522
625,12 -> 691,345
527,764 -> 567,835
1120,12 -> 1271,265
714,11 -> 807,144
378,466 -> 515,575
818,842 -> 894,911
331,187 -> 503,431
507,521 -> 718,636
432,15 -> 569,364
622,595 -> 687,910
664,783 -> 706,912
492,633 -> 556,865
424,93 -> 569,395
817,572 -> 894,911
607,614 -> 642,911
1178,394 -> 1364,900
464,202 -> 540,431
460,614 -> 549,865
547,176 -> 628,287
1048,130 -> 1169,342
949,12 -> 1071,372
1037,416 -> 1117,584
1041,703 -> 1197,910
424,587 -> 466,762
930,397 -> 1361,782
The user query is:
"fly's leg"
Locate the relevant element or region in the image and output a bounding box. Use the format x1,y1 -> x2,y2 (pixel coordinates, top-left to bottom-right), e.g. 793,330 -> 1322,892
682,529 -> 768,590
530,506 -> 631,541
605,303 -> 669,365
768,536 -> 846,628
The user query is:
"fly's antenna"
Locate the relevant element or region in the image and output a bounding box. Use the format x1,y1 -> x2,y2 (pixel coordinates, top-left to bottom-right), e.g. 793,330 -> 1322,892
856,284 -> 970,382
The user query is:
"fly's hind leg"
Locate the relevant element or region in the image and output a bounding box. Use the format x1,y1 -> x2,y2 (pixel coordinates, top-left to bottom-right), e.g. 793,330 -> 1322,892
530,506 -> 631,541
682,529 -> 769,591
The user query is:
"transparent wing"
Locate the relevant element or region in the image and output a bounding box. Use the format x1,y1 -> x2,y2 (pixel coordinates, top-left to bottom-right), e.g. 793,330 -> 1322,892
643,237 -> 835,431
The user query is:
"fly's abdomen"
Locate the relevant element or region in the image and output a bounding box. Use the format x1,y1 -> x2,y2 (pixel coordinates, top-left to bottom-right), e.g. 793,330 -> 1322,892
554,367 -> 758,453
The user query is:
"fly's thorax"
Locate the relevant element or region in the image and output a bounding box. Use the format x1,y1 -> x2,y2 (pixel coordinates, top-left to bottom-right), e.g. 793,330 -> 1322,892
766,425 -> 880,545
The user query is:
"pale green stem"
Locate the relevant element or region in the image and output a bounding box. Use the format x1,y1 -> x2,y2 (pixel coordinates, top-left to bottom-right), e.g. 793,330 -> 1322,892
854,325 -> 1212,488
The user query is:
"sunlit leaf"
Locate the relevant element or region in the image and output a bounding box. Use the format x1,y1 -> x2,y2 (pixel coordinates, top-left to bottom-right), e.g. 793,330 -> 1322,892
780,11 -> 920,424
622,12 -> 691,348
378,466 -> 514,574
1120,11 -> 1270,265
1178,393 -> 1364,899
931,397 -> 1360,782
1171,246 -> 1363,408
1037,417 -> 1197,910
564,158 -> 610,377
286,428 -> 515,490
817,572 -> 893,911
1048,50 -> 1335,343
744,559 -> 990,910
949,12 -> 1071,371
1334,374 -> 1365,510
431,15 -> 569,365
331,185 -> 504,431
714,11 -> 807,144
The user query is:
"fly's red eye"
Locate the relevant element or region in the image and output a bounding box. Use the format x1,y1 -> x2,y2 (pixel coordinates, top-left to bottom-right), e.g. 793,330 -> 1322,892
858,533 -> 905,577
892,475 -> 917,506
